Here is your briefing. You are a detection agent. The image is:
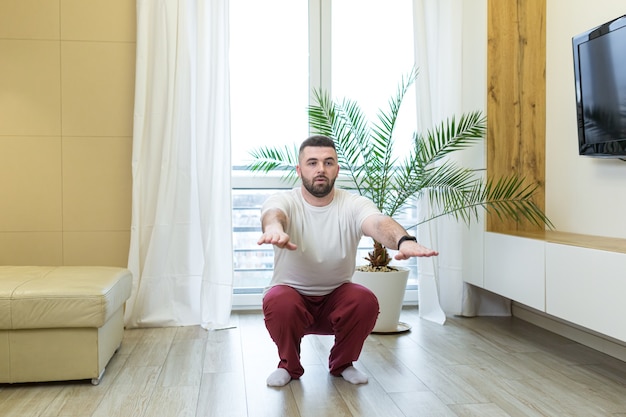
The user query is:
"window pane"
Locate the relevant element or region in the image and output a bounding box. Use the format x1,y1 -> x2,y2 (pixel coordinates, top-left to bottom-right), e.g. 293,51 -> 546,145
332,0 -> 416,158
232,189 -> 277,290
229,0 -> 309,167
232,187 -> 418,291
332,0 -> 418,286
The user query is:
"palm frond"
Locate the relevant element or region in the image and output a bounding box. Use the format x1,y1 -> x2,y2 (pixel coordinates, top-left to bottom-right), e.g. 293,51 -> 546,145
416,111 -> 487,166
309,89 -> 372,195
478,176 -> 554,228
364,68 -> 418,212
414,175 -> 554,229
247,144 -> 300,184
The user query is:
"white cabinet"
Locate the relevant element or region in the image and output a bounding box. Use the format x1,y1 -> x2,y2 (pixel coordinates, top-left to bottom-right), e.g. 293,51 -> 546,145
546,243 -> 626,342
484,232 -> 545,311
462,220 -> 486,288
479,231 -> 626,344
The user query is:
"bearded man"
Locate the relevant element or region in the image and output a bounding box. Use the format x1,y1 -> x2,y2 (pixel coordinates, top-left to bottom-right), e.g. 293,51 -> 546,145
258,135 -> 438,387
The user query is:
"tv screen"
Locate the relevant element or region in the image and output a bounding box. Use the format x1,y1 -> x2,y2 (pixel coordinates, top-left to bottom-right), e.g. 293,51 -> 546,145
572,15 -> 626,158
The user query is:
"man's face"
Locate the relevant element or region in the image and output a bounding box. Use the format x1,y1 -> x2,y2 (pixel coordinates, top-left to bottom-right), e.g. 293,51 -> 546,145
296,146 -> 339,198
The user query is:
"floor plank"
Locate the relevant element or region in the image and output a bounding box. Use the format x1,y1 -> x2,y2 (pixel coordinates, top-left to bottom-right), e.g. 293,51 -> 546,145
2,307 -> 626,417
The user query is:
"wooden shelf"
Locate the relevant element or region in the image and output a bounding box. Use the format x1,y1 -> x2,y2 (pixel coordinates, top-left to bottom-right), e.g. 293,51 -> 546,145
494,230 -> 626,254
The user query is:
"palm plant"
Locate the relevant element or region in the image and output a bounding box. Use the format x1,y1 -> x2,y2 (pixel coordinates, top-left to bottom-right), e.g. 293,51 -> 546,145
249,68 -> 553,268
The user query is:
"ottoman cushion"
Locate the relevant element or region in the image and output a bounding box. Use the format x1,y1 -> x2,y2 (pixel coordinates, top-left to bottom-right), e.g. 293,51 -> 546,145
0,266 -> 132,330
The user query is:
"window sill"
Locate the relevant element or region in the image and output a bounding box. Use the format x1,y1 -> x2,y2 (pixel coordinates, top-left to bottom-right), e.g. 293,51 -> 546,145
231,288 -> 419,311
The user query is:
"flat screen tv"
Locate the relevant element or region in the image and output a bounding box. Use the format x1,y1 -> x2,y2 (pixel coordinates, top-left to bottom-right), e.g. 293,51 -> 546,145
572,15 -> 626,158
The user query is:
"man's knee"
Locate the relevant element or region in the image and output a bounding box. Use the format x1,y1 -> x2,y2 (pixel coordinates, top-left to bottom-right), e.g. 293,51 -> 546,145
346,283 -> 379,311
263,285 -> 303,317
332,283 -> 379,323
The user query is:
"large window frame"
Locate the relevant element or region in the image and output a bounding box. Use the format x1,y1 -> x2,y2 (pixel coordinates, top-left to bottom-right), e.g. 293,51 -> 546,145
230,0 -> 419,309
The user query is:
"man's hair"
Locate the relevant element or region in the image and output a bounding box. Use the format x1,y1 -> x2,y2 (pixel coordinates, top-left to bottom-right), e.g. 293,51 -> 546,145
299,135 -> 336,155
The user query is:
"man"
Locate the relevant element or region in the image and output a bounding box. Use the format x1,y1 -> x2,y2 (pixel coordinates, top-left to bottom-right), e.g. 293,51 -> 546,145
257,135 -> 438,387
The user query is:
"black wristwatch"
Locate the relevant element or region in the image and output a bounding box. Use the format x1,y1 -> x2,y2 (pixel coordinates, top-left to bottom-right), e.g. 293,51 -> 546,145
397,235 -> 417,249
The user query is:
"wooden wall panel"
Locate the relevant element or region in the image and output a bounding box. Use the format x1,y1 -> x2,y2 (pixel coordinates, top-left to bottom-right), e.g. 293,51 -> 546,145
487,0 -> 546,233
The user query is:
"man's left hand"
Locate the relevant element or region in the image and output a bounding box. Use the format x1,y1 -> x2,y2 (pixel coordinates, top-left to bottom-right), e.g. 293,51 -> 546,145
394,241 -> 439,260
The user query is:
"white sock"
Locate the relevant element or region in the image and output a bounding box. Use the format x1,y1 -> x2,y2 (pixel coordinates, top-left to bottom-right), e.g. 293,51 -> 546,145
266,368 -> 291,387
341,366 -> 368,384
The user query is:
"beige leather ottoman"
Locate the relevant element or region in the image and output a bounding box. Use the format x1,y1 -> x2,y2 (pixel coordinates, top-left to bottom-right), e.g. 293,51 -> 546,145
0,266 -> 132,385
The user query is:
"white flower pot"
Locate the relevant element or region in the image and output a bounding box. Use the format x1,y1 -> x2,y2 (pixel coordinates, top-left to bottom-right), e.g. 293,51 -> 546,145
352,267 -> 411,333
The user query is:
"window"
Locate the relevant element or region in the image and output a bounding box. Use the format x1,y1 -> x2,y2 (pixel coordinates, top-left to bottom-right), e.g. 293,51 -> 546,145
230,0 -> 418,301
331,0 -> 417,158
231,186 -> 282,293
229,0 -> 310,168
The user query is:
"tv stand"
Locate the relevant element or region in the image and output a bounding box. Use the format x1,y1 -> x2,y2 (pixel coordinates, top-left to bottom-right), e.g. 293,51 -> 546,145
480,230 -> 626,358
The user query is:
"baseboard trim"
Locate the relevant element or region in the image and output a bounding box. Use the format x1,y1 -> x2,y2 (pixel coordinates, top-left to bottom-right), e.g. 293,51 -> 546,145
512,302 -> 626,362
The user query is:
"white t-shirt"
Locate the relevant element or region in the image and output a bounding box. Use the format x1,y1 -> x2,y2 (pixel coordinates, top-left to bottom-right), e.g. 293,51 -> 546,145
262,187 -> 382,296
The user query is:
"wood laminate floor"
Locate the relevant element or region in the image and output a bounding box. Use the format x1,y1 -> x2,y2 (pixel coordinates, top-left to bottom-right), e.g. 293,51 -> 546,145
2,307 -> 626,417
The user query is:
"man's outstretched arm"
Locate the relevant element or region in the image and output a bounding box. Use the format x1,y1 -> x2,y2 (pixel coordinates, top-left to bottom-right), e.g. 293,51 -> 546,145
257,208 -> 297,250
361,214 -> 438,259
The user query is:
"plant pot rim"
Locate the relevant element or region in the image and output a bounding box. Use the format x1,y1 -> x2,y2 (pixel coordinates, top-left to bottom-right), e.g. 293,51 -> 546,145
354,266 -> 410,273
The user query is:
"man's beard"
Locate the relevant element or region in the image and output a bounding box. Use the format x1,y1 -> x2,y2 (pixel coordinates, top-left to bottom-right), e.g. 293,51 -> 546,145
302,175 -> 335,198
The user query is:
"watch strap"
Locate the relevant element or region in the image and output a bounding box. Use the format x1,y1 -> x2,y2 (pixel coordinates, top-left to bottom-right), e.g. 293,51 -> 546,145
397,235 -> 417,250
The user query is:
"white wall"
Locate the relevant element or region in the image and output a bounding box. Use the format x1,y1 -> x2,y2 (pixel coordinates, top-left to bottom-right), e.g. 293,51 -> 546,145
460,0 -> 488,288
461,0 -> 488,171
546,0 -> 626,239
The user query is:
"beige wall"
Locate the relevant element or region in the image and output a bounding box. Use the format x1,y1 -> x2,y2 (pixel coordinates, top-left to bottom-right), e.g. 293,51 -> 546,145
0,0 -> 136,266
546,0 -> 626,239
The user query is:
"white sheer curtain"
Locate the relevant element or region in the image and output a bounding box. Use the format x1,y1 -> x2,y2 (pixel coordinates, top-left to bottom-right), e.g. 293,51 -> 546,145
125,0 -> 233,329
413,0 -> 511,323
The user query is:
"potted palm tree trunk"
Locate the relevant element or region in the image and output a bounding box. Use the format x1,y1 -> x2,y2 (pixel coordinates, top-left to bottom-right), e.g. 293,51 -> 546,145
249,68 -> 552,333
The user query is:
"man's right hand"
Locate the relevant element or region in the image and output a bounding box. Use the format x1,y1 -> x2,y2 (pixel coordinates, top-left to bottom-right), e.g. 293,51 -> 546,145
257,231 -> 298,251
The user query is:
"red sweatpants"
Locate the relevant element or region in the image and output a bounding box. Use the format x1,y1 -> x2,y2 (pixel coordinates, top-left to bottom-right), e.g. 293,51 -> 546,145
262,282 -> 379,379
